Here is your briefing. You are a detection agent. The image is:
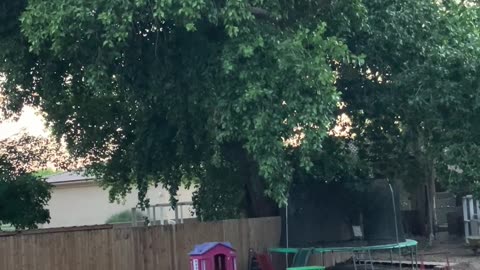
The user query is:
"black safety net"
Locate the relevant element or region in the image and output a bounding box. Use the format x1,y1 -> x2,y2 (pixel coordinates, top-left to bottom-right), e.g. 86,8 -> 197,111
280,179 -> 405,247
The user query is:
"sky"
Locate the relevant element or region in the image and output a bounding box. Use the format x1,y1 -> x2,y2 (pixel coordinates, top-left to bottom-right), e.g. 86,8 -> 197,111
0,106 -> 48,140
0,75 -> 49,139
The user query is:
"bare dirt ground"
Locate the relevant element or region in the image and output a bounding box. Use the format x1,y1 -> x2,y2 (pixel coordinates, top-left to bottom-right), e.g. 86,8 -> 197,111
331,236 -> 480,270
415,236 -> 480,270
329,236 -> 479,270
371,236 -> 480,270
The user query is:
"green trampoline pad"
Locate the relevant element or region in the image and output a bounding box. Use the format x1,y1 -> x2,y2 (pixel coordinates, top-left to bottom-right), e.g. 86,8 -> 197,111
270,239 -> 418,254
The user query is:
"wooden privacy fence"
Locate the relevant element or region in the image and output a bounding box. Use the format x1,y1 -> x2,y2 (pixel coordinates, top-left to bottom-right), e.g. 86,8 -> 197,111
0,217 -> 280,270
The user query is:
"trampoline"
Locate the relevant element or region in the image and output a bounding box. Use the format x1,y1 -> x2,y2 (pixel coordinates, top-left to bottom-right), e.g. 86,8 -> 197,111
273,180 -> 417,270
269,239 -> 419,270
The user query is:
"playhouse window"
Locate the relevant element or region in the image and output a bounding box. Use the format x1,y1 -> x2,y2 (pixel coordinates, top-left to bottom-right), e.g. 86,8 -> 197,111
202,260 -> 206,270
193,259 -> 199,270
214,254 -> 226,270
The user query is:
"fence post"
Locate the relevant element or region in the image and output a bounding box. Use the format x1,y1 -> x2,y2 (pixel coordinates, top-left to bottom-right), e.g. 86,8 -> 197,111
172,224 -> 178,270
175,207 -> 179,224
132,208 -> 137,226
152,205 -> 157,225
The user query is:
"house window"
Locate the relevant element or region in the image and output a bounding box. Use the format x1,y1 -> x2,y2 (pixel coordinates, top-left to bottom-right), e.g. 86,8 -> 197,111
202,260 -> 207,270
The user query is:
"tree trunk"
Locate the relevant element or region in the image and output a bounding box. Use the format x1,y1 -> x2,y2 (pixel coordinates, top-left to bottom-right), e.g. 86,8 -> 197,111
413,184 -> 427,236
223,143 -> 279,218
244,169 -> 279,217
427,159 -> 437,246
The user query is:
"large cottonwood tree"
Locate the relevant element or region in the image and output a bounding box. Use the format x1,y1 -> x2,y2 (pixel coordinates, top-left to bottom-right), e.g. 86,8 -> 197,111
1,0 -> 479,224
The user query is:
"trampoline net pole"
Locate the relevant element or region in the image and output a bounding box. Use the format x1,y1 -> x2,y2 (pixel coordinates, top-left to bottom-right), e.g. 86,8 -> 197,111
352,251 -> 357,270
410,247 -> 414,270
389,181 -> 400,244
285,201 -> 289,267
415,246 -> 418,270
399,247 -> 402,270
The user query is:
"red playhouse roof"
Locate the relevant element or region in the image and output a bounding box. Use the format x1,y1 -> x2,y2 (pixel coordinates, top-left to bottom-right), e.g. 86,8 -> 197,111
189,242 -> 235,256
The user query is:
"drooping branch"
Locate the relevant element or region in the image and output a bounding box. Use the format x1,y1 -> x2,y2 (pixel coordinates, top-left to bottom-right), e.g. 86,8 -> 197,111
249,7 -> 271,19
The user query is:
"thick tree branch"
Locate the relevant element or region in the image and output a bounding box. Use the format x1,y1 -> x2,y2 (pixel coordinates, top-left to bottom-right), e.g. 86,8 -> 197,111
249,6 -> 271,19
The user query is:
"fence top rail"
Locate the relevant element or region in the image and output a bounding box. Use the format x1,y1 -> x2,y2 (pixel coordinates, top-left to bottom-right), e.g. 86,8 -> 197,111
0,224 -> 113,237
0,216 -> 281,238
145,202 -> 194,208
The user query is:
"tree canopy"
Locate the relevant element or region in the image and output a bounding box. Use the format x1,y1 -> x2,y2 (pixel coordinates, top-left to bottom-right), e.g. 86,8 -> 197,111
1,0 -> 479,220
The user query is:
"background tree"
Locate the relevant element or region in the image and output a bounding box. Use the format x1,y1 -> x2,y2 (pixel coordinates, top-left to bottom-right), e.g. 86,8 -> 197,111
0,155 -> 51,229
0,130 -> 83,229
1,0 -> 479,227
105,209 -> 145,224
335,0 -> 480,242
0,133 -> 78,173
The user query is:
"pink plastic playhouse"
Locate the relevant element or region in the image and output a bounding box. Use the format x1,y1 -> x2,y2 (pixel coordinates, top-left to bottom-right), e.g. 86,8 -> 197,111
189,242 -> 237,270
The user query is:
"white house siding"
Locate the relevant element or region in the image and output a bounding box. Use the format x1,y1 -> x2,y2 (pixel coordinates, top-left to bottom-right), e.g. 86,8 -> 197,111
41,181 -> 194,228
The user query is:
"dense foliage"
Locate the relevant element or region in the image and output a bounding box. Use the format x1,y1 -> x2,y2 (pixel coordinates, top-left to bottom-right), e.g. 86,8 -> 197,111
1,0 -> 479,220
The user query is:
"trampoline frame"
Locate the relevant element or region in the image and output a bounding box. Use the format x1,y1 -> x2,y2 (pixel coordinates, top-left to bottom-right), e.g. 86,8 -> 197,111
269,239 -> 419,270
